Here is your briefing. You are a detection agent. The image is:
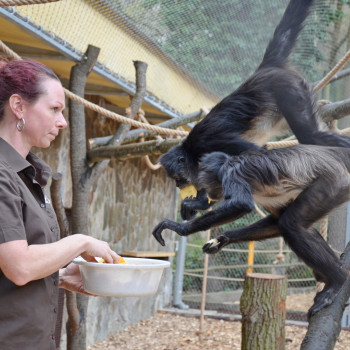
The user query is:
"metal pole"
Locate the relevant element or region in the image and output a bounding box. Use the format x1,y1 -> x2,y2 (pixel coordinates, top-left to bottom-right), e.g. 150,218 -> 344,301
173,235 -> 189,309
199,229 -> 211,341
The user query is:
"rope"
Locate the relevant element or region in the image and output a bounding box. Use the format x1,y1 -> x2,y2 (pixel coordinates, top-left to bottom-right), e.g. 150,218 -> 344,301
266,124 -> 350,149
0,0 -> 59,5
133,108 -> 162,170
314,49 -> 350,92
64,88 -> 188,137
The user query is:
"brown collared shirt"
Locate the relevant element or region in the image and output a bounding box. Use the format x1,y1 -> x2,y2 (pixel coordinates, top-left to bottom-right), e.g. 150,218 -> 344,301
0,138 -> 60,350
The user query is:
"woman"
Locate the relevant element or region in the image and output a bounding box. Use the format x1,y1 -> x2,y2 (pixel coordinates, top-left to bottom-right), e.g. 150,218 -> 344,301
0,58 -> 120,349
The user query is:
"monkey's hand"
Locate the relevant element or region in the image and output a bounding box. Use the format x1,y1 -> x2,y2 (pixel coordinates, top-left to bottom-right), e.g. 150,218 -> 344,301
181,198 -> 212,220
180,199 -> 198,220
152,219 -> 188,246
180,189 -> 213,220
202,235 -> 229,254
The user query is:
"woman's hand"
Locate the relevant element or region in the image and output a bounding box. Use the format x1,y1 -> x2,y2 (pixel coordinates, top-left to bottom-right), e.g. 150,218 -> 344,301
79,235 -> 120,264
59,263 -> 94,295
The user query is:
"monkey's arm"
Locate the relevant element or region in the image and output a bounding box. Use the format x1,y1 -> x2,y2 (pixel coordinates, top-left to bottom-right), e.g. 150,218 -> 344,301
180,189 -> 213,220
152,197 -> 254,246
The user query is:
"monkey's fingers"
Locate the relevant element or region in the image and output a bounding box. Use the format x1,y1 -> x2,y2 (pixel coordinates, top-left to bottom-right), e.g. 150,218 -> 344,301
203,235 -> 229,254
202,238 -> 220,254
180,200 -> 197,220
152,223 -> 166,246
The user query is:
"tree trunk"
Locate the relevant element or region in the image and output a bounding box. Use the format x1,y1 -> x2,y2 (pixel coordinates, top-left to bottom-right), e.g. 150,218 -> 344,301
240,273 -> 287,350
67,44 -> 100,350
301,241 -> 350,350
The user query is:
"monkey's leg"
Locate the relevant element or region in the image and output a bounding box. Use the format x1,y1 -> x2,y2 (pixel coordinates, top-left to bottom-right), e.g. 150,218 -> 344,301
203,215 -> 280,254
276,83 -> 350,147
278,178 -> 349,318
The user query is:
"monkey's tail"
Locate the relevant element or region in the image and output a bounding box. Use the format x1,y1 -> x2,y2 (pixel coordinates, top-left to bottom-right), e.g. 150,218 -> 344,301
258,0 -> 314,69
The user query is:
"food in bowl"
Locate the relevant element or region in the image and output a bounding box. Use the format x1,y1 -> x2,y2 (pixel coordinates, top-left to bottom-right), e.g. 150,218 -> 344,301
98,256 -> 127,264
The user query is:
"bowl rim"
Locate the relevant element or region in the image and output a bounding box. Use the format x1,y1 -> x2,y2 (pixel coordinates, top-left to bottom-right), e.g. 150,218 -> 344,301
73,256 -> 170,269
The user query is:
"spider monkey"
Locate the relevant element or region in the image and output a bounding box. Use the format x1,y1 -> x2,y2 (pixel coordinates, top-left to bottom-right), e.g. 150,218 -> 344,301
152,145 -> 350,317
159,0 -> 350,220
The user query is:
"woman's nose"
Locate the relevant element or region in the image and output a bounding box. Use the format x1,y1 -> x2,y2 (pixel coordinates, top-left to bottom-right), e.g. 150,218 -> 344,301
57,113 -> 67,129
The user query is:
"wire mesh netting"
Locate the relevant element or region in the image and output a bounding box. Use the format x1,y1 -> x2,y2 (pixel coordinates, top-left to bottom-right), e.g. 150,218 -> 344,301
13,0 -> 350,104
97,0 -> 350,97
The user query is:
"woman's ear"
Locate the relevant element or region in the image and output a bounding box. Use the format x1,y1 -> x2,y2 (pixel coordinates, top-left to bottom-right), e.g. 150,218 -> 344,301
8,94 -> 25,119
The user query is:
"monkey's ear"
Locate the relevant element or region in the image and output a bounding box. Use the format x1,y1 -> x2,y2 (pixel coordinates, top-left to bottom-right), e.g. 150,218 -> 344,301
178,156 -> 185,163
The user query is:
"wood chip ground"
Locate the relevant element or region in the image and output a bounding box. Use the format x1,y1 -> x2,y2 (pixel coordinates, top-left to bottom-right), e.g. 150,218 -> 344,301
88,311 -> 350,350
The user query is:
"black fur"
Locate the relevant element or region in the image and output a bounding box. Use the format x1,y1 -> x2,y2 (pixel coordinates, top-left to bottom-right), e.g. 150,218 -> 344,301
153,145 -> 350,318
159,0 -> 350,219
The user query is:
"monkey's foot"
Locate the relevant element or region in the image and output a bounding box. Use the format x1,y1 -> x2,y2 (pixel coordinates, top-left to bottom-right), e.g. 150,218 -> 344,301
307,282 -> 345,320
202,235 -> 229,254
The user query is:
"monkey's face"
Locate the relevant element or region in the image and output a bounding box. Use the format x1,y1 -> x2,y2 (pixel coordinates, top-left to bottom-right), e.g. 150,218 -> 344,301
160,145 -> 193,188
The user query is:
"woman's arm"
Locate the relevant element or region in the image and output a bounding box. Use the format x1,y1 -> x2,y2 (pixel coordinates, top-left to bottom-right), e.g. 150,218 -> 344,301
0,234 -> 120,286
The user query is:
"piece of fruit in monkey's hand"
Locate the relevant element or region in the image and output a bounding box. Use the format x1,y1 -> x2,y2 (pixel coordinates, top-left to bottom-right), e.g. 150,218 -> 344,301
180,185 -> 198,200
98,257 -> 127,264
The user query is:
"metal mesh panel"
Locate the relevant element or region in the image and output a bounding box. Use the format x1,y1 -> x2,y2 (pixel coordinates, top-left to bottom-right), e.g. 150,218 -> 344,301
15,0 -> 350,100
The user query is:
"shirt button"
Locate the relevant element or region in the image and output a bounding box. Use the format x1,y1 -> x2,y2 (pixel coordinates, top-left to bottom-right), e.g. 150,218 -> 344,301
40,203 -> 45,208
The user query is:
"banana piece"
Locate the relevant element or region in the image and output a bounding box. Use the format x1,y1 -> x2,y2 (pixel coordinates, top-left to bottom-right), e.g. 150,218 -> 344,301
180,185 -> 198,200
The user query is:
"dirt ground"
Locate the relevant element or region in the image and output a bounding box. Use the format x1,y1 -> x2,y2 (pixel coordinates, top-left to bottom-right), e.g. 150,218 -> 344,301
88,311 -> 350,350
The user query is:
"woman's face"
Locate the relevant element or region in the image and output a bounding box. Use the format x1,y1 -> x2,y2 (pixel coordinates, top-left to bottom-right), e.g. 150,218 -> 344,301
22,78 -> 67,148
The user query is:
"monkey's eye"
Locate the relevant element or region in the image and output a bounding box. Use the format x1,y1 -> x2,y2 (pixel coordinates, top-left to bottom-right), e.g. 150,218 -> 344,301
178,156 -> 185,163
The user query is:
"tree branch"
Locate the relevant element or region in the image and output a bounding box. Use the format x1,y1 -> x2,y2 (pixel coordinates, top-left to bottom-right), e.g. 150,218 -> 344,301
87,138 -> 181,162
108,61 -> 148,146
50,172 -> 70,238
50,173 -> 80,335
88,61 -> 148,185
88,108 -> 208,148
67,45 -> 100,349
318,98 -> 350,123
301,243 -> 350,349
69,44 -> 100,234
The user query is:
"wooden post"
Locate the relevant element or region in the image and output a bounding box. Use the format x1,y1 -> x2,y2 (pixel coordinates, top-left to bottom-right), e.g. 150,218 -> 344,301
240,273 -> 287,350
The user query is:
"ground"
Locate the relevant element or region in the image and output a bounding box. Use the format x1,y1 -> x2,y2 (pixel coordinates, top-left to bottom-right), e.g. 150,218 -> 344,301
88,310 -> 350,350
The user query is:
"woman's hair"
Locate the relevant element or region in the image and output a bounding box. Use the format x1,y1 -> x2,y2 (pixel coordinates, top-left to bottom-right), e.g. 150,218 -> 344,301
0,57 -> 60,118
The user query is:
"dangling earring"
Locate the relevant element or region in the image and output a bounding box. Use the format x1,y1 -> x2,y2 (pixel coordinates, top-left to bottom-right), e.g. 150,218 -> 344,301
16,118 -> 25,132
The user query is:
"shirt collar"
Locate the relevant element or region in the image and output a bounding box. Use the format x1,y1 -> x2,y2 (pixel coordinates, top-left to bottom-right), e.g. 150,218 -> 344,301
0,138 -> 51,186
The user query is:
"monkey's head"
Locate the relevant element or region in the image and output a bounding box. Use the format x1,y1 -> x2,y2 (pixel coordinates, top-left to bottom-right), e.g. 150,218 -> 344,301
198,152 -> 230,201
159,144 -> 197,188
